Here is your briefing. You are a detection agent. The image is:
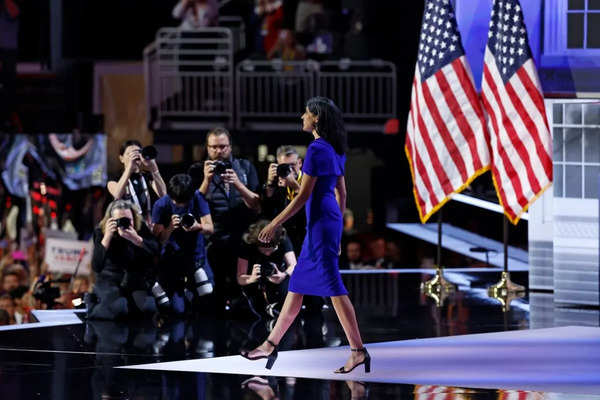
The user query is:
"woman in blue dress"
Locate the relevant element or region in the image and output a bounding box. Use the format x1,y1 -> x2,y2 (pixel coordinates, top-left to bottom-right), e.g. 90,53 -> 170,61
241,97 -> 370,374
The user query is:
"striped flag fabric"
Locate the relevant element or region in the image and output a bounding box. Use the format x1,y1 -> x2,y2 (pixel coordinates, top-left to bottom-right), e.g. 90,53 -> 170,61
480,0 -> 552,224
406,0 -> 491,223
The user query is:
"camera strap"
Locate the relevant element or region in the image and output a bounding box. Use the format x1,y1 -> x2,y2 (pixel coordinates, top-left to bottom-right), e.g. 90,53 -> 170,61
286,171 -> 302,202
127,175 -> 152,218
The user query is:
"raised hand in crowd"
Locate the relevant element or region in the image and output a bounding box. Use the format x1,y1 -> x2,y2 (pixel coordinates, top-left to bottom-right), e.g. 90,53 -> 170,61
117,225 -> 144,247
101,217 -> 118,248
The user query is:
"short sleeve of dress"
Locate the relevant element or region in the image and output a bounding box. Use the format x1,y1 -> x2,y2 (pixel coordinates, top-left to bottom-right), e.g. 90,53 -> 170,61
302,140 -> 344,177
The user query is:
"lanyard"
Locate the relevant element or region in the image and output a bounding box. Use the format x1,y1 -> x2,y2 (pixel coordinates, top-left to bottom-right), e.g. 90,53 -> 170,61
127,175 -> 151,217
286,171 -> 302,202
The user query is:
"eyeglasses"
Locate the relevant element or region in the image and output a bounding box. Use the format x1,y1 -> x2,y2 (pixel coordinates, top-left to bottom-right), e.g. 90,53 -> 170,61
207,144 -> 230,150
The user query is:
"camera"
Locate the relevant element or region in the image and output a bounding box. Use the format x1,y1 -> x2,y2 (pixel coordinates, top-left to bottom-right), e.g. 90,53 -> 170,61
141,145 -> 158,160
117,217 -> 131,229
276,163 -> 293,179
180,213 -> 196,229
259,262 -> 277,278
33,279 -> 62,307
213,159 -> 232,175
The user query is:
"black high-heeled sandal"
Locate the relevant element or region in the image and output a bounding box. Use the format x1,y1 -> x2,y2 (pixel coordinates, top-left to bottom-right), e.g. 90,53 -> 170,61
240,339 -> 279,370
334,347 -> 371,374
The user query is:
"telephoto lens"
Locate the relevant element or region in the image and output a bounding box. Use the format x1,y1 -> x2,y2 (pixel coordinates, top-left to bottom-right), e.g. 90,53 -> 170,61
180,213 -> 196,229
194,268 -> 213,296
116,217 -> 131,229
141,145 -> 158,160
151,282 -> 171,309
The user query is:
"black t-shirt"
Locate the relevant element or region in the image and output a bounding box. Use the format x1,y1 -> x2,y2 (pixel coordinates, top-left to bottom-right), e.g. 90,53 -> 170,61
261,186 -> 306,252
238,235 -> 294,274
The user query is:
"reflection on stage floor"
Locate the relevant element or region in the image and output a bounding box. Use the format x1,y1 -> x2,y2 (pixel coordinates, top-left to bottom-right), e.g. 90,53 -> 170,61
0,270 -> 598,399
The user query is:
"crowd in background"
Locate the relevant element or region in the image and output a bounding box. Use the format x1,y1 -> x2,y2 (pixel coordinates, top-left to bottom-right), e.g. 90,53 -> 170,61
0,126 -> 411,327
171,0 -> 363,61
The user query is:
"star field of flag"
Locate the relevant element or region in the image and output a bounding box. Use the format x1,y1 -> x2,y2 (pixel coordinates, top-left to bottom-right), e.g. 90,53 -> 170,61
417,0 -> 465,81
486,0 -> 532,83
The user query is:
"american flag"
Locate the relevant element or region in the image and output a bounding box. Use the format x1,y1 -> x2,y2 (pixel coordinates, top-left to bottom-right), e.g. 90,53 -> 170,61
406,0 -> 491,223
481,0 -> 552,224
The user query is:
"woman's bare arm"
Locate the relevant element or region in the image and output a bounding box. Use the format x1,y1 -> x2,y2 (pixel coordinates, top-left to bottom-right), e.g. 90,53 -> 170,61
334,175 -> 347,215
271,174 -> 317,227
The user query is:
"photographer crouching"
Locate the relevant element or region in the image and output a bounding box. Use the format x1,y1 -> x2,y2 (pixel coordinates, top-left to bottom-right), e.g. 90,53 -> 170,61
152,174 -> 215,316
236,220 -> 295,318
88,200 -> 160,320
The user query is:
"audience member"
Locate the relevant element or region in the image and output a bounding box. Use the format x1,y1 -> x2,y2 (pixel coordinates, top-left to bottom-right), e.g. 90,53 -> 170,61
267,29 -> 305,61
172,0 -> 219,30
197,127 -> 260,312
385,239 -> 402,267
152,174 -> 215,316
341,240 -> 366,270
1,270 -> 19,294
294,0 -> 324,34
0,308 -> 9,325
366,236 -> 394,269
257,0 -> 284,56
0,294 -> 15,324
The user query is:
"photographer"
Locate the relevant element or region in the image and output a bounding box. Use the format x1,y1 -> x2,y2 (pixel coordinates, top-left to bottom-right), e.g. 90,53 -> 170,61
263,146 -> 306,253
152,174 -> 215,316
107,140 -> 167,225
196,127 -> 260,312
237,220 -> 295,317
88,200 -> 160,320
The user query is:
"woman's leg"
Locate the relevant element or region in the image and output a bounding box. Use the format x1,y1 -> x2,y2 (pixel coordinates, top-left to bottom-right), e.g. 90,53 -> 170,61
330,295 -> 366,370
245,291 -> 304,357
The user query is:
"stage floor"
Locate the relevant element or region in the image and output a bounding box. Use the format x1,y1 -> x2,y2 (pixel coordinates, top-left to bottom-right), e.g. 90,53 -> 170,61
0,270 -> 599,399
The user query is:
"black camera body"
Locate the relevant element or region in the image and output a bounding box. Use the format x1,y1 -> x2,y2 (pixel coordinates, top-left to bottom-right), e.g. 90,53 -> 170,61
259,262 -> 277,279
33,281 -> 61,307
213,160 -> 232,175
180,213 -> 196,229
276,163 -> 293,179
116,217 -> 131,229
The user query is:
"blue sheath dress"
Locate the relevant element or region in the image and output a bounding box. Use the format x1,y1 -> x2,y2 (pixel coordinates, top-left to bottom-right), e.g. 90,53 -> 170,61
288,138 -> 348,297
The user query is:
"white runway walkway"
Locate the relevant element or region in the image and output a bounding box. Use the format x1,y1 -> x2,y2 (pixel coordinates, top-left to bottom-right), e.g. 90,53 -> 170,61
121,326 -> 600,395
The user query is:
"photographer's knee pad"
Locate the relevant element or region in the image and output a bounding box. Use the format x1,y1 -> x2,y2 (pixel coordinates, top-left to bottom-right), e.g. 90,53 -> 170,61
193,268 -> 213,297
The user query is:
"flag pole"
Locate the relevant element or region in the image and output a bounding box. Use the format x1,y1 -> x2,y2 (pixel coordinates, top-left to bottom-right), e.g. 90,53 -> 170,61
487,216 -> 525,310
421,209 -> 456,307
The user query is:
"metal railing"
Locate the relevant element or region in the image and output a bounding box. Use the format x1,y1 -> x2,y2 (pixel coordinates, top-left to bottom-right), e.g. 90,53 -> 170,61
236,60 -> 317,131
144,28 -> 397,132
144,27 -> 235,130
236,58 -> 397,132
341,272 -> 400,316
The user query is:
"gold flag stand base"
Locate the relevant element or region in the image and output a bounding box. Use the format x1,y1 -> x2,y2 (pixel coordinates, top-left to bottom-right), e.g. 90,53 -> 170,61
421,266 -> 456,307
487,271 -> 526,312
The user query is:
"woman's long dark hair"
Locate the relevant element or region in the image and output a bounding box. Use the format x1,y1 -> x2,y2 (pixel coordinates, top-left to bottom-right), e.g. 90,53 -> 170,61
306,96 -> 347,155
